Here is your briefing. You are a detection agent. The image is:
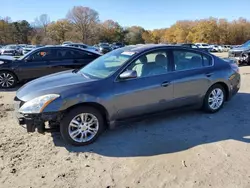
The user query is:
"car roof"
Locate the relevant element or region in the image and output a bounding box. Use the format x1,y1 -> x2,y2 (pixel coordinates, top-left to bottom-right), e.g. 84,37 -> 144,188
176,43 -> 194,46
122,44 -> 175,53
121,44 -> 213,56
36,46 -> 102,55
65,43 -> 88,46
125,44 -> 167,52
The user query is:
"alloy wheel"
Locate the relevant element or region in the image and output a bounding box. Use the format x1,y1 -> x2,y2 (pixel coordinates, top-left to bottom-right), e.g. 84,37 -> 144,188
208,88 -> 224,110
0,72 -> 15,88
68,113 -> 99,143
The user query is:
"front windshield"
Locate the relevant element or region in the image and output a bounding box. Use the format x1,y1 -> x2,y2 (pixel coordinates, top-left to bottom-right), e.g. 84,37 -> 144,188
79,48 -> 135,79
18,49 -> 35,60
242,40 -> 250,48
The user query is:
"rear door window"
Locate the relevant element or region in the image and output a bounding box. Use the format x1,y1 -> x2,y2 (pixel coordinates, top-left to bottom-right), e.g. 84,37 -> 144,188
58,49 -> 98,59
173,50 -> 212,71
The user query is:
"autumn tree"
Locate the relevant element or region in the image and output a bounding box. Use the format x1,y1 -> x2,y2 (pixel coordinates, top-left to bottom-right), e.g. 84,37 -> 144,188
142,30 -> 154,43
67,6 -> 99,44
35,14 -> 50,36
124,26 -> 145,44
0,17 -> 12,44
47,19 -> 71,43
98,20 -> 125,43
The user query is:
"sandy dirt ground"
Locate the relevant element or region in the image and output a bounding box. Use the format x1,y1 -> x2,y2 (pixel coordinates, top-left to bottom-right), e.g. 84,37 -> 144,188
1,52 -> 250,188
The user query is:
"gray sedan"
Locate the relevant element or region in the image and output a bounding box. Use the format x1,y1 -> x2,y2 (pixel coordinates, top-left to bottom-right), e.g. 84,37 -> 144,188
15,44 -> 240,146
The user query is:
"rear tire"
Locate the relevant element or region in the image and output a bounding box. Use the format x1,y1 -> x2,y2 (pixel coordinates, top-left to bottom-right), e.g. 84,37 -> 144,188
60,106 -> 105,146
203,84 -> 226,113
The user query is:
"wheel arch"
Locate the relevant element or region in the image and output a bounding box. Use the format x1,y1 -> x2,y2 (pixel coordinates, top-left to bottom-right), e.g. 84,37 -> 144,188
208,82 -> 230,101
0,69 -> 19,81
64,102 -> 110,127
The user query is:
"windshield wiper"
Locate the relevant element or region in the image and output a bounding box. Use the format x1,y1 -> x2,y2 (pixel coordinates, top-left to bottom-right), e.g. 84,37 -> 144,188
80,72 -> 90,79
72,69 -> 79,73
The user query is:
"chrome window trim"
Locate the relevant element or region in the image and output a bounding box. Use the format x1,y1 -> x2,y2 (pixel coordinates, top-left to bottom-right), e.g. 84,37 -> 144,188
114,47 -> 215,82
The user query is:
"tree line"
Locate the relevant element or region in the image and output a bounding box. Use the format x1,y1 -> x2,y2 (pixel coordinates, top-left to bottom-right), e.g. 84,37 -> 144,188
1,6 -> 250,45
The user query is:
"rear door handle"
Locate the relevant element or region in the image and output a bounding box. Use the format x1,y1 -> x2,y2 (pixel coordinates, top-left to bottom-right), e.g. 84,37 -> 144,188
161,81 -> 170,87
205,73 -> 213,77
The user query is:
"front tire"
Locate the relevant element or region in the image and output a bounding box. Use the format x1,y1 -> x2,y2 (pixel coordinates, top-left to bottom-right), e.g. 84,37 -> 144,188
203,84 -> 226,113
0,71 -> 18,88
60,106 -> 105,146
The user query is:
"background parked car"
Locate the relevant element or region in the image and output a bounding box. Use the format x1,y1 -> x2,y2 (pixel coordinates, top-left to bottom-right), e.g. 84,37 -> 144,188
176,43 -> 210,52
0,44 -> 23,56
22,45 -> 37,54
0,46 -> 101,88
62,43 -> 99,52
210,45 -> 223,52
18,44 -> 27,48
62,41 -> 73,45
111,42 -> 125,50
229,40 -> 250,65
97,43 -> 113,54
195,43 -> 211,51
222,45 -> 231,52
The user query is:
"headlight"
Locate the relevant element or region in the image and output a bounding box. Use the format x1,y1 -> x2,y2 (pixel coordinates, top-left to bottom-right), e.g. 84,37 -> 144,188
19,94 -> 60,114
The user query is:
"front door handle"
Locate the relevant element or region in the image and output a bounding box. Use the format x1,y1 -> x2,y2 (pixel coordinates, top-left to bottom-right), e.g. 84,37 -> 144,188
205,73 -> 214,77
161,81 -> 170,87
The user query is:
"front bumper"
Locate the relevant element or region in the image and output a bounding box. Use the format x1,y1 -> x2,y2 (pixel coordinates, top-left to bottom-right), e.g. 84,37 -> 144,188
14,98 -> 62,132
229,56 -> 248,65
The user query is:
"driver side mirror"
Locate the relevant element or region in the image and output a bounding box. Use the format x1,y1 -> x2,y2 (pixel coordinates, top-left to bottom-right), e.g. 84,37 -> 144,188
119,70 -> 137,80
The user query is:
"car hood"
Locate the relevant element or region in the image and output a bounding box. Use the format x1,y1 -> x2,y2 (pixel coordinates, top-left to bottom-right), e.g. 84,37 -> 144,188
16,70 -> 97,102
0,56 -> 16,61
230,46 -> 250,52
2,49 -> 15,51
0,56 -> 15,65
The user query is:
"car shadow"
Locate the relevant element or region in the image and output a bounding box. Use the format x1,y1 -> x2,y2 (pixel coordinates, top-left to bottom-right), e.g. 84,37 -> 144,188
52,92 -> 250,157
0,84 -> 21,92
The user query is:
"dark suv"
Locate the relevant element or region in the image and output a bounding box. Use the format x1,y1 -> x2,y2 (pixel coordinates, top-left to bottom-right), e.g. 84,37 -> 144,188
0,46 -> 101,88
228,40 -> 250,65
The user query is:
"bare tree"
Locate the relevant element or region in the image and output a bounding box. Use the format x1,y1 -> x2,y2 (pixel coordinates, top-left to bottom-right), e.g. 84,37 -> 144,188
35,14 -> 50,36
67,6 -> 99,44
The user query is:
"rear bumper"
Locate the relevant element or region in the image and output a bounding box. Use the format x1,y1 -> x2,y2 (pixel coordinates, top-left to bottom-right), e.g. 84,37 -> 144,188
228,74 -> 240,100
